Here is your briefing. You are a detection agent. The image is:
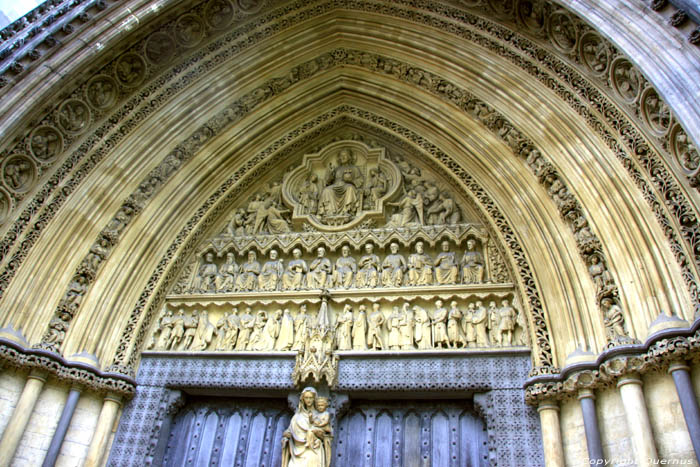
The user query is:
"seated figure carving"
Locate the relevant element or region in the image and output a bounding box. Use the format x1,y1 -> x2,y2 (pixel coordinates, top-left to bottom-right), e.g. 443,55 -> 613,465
192,252 -> 218,293
381,242 -> 405,287
332,245 -> 356,289
317,149 -> 364,222
259,249 -> 283,291
236,250 -> 261,291
461,239 -> 485,284
434,240 -> 458,285
308,247 -> 332,289
282,248 -> 307,290
407,241 -> 433,286
216,252 -> 238,292
356,243 -> 380,288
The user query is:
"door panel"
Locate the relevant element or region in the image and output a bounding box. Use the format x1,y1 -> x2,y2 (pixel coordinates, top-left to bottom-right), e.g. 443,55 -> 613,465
161,397 -> 290,467
334,400 -> 488,467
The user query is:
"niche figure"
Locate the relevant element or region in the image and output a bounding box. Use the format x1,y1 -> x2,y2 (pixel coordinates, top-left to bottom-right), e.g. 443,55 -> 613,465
236,251 -> 261,291
461,239 -> 485,284
381,242 -> 406,287
192,252 -> 218,292
282,248 -> 308,290
356,243 -> 380,288
407,241 -> 433,286
332,245 -> 356,289
308,247 -> 332,289
260,249 -> 283,291
352,305 -> 367,350
318,149 -> 364,220
367,303 -> 385,350
434,240 -> 459,285
216,252 -> 238,292
432,300 -> 449,349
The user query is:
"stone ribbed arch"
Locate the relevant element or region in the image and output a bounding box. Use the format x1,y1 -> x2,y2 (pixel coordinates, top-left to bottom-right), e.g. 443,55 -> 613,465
41,50 -> 680,371
0,0 -> 694,378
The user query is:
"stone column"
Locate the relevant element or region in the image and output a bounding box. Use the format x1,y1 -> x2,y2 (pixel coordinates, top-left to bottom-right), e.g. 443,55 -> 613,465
0,369 -> 48,467
578,388 -> 604,462
42,385 -> 83,467
537,401 -> 565,467
668,361 -> 700,459
617,373 -> 658,466
84,393 -> 122,467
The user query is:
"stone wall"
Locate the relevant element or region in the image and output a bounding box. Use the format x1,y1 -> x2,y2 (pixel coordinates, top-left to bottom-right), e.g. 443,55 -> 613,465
0,370 -> 102,467
559,369 -> 699,466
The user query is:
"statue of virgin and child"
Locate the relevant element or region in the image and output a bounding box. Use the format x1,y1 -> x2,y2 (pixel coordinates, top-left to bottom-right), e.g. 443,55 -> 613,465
281,387 -> 332,467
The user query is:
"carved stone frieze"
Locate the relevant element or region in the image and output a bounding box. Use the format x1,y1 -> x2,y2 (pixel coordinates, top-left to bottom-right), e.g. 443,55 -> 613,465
178,229 -> 505,294
147,292 -> 527,356
0,1 -> 692,372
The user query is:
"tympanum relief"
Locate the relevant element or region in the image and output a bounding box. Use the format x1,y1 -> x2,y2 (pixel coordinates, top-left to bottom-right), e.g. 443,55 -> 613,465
150,140 -> 527,384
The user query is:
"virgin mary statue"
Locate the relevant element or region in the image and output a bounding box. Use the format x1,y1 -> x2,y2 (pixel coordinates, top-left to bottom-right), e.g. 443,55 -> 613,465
281,387 -> 329,467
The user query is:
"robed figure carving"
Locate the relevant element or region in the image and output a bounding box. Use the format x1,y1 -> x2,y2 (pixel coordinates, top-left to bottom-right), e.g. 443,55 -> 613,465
282,387 -> 332,467
318,149 -> 364,220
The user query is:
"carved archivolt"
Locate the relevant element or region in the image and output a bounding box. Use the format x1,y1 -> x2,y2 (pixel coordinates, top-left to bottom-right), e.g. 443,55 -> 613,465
0,0 -> 694,380
0,1 -> 697,319
36,44 -> 664,379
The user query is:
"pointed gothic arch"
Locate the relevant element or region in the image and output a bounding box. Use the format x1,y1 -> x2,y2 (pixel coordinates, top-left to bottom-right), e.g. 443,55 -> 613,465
1,0 -> 700,465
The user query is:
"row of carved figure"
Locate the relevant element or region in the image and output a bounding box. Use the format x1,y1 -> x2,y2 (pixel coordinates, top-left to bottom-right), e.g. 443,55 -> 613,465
148,299 -> 526,353
188,239 -> 488,293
